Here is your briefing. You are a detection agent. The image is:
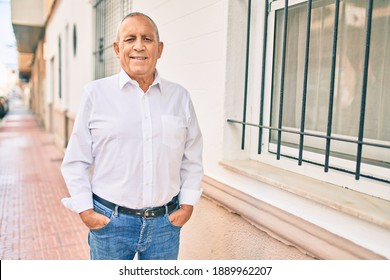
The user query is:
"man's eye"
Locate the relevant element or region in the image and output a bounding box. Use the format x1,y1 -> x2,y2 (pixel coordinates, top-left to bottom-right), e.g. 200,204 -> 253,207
144,37 -> 152,41
124,38 -> 135,42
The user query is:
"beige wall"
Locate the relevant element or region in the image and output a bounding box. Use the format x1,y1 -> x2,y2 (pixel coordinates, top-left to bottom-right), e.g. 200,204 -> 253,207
53,107 -> 66,149
180,196 -> 313,260
30,41 -> 46,126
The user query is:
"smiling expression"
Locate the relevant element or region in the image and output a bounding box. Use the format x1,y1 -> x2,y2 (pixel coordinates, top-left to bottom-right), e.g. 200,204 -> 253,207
113,15 -> 164,87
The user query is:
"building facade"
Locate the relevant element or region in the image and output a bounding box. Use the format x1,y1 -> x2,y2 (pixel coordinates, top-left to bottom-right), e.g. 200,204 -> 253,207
12,0 -> 390,259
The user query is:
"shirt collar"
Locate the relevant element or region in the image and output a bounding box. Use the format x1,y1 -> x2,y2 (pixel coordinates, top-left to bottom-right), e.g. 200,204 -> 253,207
119,69 -> 162,94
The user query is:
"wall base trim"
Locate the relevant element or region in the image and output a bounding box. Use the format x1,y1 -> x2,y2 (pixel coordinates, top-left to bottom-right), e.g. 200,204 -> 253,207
202,176 -> 385,259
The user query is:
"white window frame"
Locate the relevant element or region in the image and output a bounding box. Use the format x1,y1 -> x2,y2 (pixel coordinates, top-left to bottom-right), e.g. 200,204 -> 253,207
247,0 -> 390,199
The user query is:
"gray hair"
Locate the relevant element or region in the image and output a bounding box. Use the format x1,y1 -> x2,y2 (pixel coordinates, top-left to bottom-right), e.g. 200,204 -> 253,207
115,12 -> 160,42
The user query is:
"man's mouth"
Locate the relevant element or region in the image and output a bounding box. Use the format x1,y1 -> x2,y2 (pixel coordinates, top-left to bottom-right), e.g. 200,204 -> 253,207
130,56 -> 147,60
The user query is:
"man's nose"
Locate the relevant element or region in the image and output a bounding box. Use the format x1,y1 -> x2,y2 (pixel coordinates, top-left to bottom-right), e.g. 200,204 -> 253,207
133,38 -> 145,51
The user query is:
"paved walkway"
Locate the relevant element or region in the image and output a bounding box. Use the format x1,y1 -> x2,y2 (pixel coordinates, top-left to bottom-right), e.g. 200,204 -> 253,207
0,104 -> 89,260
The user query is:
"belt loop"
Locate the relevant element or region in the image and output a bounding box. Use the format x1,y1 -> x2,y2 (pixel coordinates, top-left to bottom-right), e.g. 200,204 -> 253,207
113,205 -> 119,217
165,204 -> 168,215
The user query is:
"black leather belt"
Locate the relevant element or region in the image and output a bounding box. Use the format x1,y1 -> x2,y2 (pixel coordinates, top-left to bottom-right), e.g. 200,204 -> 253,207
92,193 -> 178,218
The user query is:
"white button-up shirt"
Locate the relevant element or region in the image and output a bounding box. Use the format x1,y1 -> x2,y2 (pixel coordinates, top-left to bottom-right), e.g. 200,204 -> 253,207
61,70 -> 203,213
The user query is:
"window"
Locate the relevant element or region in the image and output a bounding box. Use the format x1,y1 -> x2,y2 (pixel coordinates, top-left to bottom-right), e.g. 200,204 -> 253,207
269,0 -> 390,181
94,0 -> 132,79
229,0 -> 390,191
73,24 -> 77,57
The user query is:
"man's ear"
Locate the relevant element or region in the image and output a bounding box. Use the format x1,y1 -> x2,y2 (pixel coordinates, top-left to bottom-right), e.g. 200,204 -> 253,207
113,42 -> 120,58
158,41 -> 164,59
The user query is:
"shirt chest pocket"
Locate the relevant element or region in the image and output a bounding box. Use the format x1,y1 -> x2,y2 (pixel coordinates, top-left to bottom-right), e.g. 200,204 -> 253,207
161,115 -> 187,149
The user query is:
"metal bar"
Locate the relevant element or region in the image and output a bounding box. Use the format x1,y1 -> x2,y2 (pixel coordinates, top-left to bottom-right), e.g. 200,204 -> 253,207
95,1 -> 102,78
355,0 -> 373,180
258,0 -> 269,154
92,43 -> 113,55
276,0 -> 289,160
227,119 -> 390,149
94,0 -> 104,8
95,3 -> 98,78
324,0 -> 340,172
241,0 -> 252,150
104,0 -> 108,77
298,0 -> 312,165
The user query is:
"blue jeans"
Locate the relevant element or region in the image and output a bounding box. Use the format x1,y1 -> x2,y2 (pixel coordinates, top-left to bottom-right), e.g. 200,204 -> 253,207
88,198 -> 182,260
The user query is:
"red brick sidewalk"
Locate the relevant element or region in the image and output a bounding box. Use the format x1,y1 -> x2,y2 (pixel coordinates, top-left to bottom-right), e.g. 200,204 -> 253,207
0,107 -> 89,259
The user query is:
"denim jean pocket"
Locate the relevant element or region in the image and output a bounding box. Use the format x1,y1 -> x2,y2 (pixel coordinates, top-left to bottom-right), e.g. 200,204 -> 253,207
91,200 -> 114,232
165,213 -> 182,229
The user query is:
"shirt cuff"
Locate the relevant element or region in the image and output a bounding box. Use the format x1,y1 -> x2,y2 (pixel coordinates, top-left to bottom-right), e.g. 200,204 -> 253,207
178,188 -> 203,206
61,192 -> 93,213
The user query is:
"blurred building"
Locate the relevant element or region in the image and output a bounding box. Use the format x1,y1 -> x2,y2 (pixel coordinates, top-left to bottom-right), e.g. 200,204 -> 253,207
11,0 -> 390,259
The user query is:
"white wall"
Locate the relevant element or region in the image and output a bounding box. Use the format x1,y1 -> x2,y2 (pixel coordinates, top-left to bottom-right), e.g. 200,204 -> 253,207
45,0 -> 94,114
131,0 -> 260,184
132,0 -> 229,177
11,0 -> 46,26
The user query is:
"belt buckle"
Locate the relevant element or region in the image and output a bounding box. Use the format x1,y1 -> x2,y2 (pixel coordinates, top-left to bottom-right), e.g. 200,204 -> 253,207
143,208 -> 155,219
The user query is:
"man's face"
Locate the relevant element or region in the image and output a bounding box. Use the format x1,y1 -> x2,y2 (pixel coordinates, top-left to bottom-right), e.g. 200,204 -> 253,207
113,15 -> 163,82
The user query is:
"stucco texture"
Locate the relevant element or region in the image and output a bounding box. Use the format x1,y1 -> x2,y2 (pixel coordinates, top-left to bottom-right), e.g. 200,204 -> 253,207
179,196 -> 314,260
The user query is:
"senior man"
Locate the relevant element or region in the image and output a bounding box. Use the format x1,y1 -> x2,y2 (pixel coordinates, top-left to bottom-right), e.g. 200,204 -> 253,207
61,12 -> 203,260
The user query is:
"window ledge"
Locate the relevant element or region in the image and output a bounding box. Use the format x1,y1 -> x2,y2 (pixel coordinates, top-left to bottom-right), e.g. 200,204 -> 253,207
220,160 -> 390,230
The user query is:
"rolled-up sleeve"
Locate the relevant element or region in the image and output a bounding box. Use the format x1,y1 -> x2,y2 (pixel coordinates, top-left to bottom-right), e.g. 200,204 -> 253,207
61,88 -> 94,213
179,97 -> 204,205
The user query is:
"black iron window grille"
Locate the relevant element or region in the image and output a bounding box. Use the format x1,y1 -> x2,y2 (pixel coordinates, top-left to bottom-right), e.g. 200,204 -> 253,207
228,0 -> 390,183
94,0 -> 132,79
